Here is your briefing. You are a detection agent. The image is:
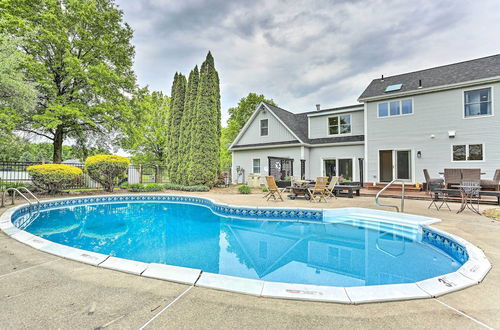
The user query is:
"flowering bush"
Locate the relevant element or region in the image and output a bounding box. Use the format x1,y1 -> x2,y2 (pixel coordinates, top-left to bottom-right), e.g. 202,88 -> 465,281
84,155 -> 129,192
27,164 -> 82,194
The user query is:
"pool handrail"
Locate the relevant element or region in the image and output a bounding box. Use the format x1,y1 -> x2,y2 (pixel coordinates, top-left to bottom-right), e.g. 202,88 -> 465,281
375,179 -> 405,212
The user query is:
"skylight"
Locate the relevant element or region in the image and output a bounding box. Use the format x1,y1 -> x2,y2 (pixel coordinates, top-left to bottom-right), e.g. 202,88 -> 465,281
385,84 -> 402,92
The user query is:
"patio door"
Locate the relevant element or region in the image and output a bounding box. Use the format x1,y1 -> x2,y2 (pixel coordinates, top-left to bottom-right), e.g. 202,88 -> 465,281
379,150 -> 412,182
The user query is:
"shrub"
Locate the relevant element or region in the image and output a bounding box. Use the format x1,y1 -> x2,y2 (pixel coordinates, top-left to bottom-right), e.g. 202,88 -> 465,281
128,183 -> 164,192
163,183 -> 210,192
0,180 -> 26,196
120,182 -> 129,189
84,155 -> 130,192
27,164 -> 82,194
261,186 -> 268,192
238,185 -> 251,194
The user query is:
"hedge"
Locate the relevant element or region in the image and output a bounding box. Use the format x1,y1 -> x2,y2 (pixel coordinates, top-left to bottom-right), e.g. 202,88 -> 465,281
163,183 -> 210,192
27,164 -> 82,194
128,183 -> 164,192
84,154 -> 129,192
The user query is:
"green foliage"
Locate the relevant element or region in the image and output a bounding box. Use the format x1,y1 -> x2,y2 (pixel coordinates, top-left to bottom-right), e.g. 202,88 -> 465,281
121,88 -> 170,165
167,72 -> 187,182
128,183 -> 163,192
27,164 -> 82,194
187,52 -> 221,186
163,183 -> 210,192
0,180 -> 26,196
0,0 -> 136,162
120,182 -> 129,189
220,93 -> 276,171
238,185 -> 251,194
84,154 -> 129,192
261,186 -> 268,192
177,66 -> 199,185
0,33 -> 37,137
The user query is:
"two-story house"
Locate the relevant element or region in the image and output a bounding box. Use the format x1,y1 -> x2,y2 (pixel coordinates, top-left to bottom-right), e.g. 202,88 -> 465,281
230,54 -> 500,185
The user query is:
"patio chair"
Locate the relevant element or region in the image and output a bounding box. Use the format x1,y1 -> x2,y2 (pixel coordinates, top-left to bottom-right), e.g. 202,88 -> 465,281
265,176 -> 284,201
427,181 -> 451,211
480,169 -> 500,191
326,176 -> 339,199
423,169 -> 444,194
461,168 -> 481,184
459,181 -> 481,214
308,176 -> 329,202
444,168 -> 462,189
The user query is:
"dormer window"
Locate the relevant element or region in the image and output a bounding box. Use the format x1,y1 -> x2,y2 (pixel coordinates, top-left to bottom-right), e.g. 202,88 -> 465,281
260,119 -> 268,136
328,115 -> 351,135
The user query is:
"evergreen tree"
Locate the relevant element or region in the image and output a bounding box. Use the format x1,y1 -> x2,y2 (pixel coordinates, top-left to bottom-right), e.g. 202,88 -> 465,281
187,52 -> 221,186
177,66 -> 199,184
167,72 -> 186,181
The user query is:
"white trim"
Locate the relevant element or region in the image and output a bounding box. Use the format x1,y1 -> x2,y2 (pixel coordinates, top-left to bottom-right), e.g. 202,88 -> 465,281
376,98 -> 414,119
231,141 -> 365,151
363,102 -> 368,184
259,118 -> 269,136
377,148 -> 415,184
462,86 -> 494,119
252,158 -> 261,174
320,157 -> 357,181
358,75 -> 500,102
450,143 -> 485,163
307,107 -> 364,117
326,114 -> 353,137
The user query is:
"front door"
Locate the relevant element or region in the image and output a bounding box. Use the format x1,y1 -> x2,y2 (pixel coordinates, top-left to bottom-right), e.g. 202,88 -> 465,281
379,150 -> 393,182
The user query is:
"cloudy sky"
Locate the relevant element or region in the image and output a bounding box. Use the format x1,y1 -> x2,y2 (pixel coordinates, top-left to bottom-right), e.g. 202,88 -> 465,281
115,0 -> 500,124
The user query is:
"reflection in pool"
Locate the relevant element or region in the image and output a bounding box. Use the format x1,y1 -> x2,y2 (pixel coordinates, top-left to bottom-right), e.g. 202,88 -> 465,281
18,202 -> 463,287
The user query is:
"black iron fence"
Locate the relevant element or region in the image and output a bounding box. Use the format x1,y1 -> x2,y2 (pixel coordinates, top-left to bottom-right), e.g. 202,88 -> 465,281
0,161 -> 169,190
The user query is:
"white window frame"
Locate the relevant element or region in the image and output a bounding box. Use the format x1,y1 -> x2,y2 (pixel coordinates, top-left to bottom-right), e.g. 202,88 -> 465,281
260,119 -> 268,136
377,98 -> 414,118
451,144 -> 485,162
320,157 -> 356,181
252,158 -> 261,174
462,86 -> 494,119
327,114 -> 352,136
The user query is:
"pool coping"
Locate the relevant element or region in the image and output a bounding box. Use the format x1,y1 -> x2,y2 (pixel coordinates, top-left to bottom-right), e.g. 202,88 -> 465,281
0,194 -> 492,304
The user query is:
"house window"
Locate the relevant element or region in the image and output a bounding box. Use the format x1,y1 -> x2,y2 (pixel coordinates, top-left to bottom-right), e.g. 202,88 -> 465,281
378,99 -> 412,117
464,88 -> 492,117
252,158 -> 261,173
452,144 -> 483,161
328,115 -> 351,135
260,119 -> 268,136
323,158 -> 353,181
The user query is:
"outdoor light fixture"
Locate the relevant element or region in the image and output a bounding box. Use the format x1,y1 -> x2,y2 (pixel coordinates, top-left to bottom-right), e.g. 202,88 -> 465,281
417,151 -> 422,158
430,134 -> 435,139
448,130 -> 456,138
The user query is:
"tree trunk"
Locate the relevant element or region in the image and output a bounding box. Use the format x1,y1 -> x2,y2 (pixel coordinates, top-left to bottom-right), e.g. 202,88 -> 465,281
53,125 -> 64,163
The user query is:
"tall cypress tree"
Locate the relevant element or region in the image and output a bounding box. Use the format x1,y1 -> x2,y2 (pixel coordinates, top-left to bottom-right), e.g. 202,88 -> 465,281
187,52 -> 221,186
177,66 -> 199,185
167,72 -> 186,182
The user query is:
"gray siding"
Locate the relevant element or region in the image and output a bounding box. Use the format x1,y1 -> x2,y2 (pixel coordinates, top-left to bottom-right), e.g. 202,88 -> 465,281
232,146 -> 303,184
235,108 -> 296,146
365,82 -> 500,183
308,110 -> 364,139
309,145 -> 365,181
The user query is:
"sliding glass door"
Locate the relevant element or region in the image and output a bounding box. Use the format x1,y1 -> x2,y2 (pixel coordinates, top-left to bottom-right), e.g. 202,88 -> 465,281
379,150 -> 412,182
323,159 -> 353,181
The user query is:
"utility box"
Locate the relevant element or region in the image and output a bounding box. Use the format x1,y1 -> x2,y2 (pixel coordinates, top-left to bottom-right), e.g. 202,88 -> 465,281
247,173 -> 261,188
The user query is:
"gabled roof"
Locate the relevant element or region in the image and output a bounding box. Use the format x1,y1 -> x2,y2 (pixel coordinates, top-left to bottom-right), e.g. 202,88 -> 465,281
358,54 -> 500,101
262,102 -> 309,142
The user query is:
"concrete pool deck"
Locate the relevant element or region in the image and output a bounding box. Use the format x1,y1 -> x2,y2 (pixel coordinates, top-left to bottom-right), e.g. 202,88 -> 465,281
0,191 -> 498,329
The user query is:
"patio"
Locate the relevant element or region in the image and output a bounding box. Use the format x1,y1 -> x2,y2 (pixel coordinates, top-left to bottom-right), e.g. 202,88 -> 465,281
0,191 -> 499,329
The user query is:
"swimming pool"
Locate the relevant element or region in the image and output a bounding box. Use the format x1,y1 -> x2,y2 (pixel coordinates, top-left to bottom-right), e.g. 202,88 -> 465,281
0,195 -> 491,303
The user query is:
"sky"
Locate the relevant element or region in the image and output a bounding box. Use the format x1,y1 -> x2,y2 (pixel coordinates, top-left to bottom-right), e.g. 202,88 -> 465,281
115,0 -> 500,125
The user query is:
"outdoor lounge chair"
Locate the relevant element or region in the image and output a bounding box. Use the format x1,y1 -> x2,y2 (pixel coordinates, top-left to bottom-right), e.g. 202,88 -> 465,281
444,168 -> 462,189
265,176 -> 284,201
423,169 -> 444,194
461,168 -> 481,184
480,169 -> 500,191
326,176 -> 339,199
308,176 -> 329,202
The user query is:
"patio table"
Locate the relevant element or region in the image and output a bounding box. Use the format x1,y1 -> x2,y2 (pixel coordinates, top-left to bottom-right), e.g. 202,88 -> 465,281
455,185 -> 481,215
286,182 -> 312,200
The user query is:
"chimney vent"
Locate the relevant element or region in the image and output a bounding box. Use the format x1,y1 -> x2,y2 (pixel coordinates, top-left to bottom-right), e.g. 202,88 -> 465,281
418,79 -> 422,88
316,104 -> 321,111
381,75 -> 384,81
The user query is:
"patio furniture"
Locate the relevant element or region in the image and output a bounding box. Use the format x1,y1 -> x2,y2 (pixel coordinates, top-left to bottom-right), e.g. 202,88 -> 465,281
332,185 -> 361,198
457,181 -> 481,214
423,169 -> 444,193
444,169 -> 462,189
307,177 -> 329,202
287,181 -> 311,200
427,182 -> 451,211
461,168 -> 481,183
265,176 -> 284,202
480,169 -> 500,191
326,176 -> 339,199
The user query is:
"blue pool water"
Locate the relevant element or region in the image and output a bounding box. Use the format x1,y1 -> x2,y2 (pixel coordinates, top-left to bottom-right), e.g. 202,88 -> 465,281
19,202 -> 464,287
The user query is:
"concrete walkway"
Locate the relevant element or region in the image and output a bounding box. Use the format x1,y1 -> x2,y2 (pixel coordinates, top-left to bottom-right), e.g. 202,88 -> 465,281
0,192 -> 498,329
